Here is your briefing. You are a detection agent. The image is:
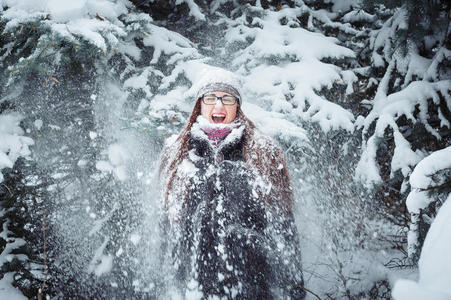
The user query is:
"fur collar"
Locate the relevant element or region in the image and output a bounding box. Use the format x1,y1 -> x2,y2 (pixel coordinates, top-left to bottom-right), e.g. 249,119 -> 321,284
189,116 -> 245,162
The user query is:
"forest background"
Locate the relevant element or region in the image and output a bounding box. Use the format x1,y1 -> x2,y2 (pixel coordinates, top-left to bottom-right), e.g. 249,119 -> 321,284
0,0 -> 450,299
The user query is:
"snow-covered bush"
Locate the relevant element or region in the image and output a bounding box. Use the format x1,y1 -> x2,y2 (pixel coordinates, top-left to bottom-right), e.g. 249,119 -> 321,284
405,146 -> 451,262
392,194 -> 451,300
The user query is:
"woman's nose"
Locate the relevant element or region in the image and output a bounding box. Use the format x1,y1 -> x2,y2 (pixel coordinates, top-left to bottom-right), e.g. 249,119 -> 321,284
214,100 -> 224,107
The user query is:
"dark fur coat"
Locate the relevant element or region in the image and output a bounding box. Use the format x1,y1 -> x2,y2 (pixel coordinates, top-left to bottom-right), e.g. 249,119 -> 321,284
160,121 -> 305,299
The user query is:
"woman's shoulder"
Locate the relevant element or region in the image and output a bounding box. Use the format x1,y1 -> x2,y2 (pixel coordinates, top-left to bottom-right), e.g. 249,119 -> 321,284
249,129 -> 285,159
162,133 -> 180,152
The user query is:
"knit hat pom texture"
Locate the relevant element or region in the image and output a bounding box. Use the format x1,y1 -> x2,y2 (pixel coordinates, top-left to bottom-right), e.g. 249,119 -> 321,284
194,68 -> 242,102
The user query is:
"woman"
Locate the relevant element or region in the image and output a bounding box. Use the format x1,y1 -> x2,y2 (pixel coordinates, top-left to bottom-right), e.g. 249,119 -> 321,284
159,68 -> 305,299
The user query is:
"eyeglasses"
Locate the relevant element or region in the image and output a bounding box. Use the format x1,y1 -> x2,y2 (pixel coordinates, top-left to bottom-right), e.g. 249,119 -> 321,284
201,94 -> 238,106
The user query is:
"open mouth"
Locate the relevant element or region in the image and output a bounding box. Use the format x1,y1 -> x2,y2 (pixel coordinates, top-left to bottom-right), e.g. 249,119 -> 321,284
211,113 -> 226,124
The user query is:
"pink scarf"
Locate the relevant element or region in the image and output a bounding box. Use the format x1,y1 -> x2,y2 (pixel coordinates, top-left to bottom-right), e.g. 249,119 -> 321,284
201,125 -> 239,146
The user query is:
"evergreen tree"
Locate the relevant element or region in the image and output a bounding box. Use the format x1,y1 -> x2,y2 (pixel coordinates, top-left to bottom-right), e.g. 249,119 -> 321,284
356,0 -> 451,265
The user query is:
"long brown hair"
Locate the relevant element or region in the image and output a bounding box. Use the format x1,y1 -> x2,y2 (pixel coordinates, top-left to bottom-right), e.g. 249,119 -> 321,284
159,99 -> 294,215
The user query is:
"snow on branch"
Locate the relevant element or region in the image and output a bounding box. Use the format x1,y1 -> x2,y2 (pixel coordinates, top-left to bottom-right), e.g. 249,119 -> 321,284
140,22 -> 198,64
404,146 -> 451,259
0,113 -> 34,183
342,9 -> 375,23
407,146 -> 451,214
0,0 -> 198,85
222,6 -> 356,133
307,8 -> 360,35
424,47 -> 451,82
230,7 -> 355,65
393,194 -> 451,300
355,80 -> 451,187
1,0 -> 129,52
175,0 -> 205,21
369,9 -> 408,68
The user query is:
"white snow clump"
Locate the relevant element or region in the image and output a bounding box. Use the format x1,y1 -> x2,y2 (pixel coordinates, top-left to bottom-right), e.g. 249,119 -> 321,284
393,194 -> 451,300
0,113 -> 34,183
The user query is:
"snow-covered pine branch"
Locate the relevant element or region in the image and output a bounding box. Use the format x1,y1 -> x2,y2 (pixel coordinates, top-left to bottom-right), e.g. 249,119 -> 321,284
406,146 -> 451,261
0,113 -> 33,182
393,193 -> 451,300
354,2 -> 451,189
355,80 -> 451,187
354,0 -> 451,270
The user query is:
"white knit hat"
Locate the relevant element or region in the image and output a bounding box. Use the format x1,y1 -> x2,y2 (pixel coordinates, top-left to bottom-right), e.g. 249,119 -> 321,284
194,68 -> 242,102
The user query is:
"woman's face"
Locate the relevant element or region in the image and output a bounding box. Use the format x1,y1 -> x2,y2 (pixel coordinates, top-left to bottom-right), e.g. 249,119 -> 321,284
200,91 -> 238,124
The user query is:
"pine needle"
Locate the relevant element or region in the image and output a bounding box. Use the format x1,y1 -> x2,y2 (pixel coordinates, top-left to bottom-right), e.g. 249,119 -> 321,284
45,77 -> 59,85
96,13 -> 105,21
1,183 -> 13,195
37,44 -> 50,58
